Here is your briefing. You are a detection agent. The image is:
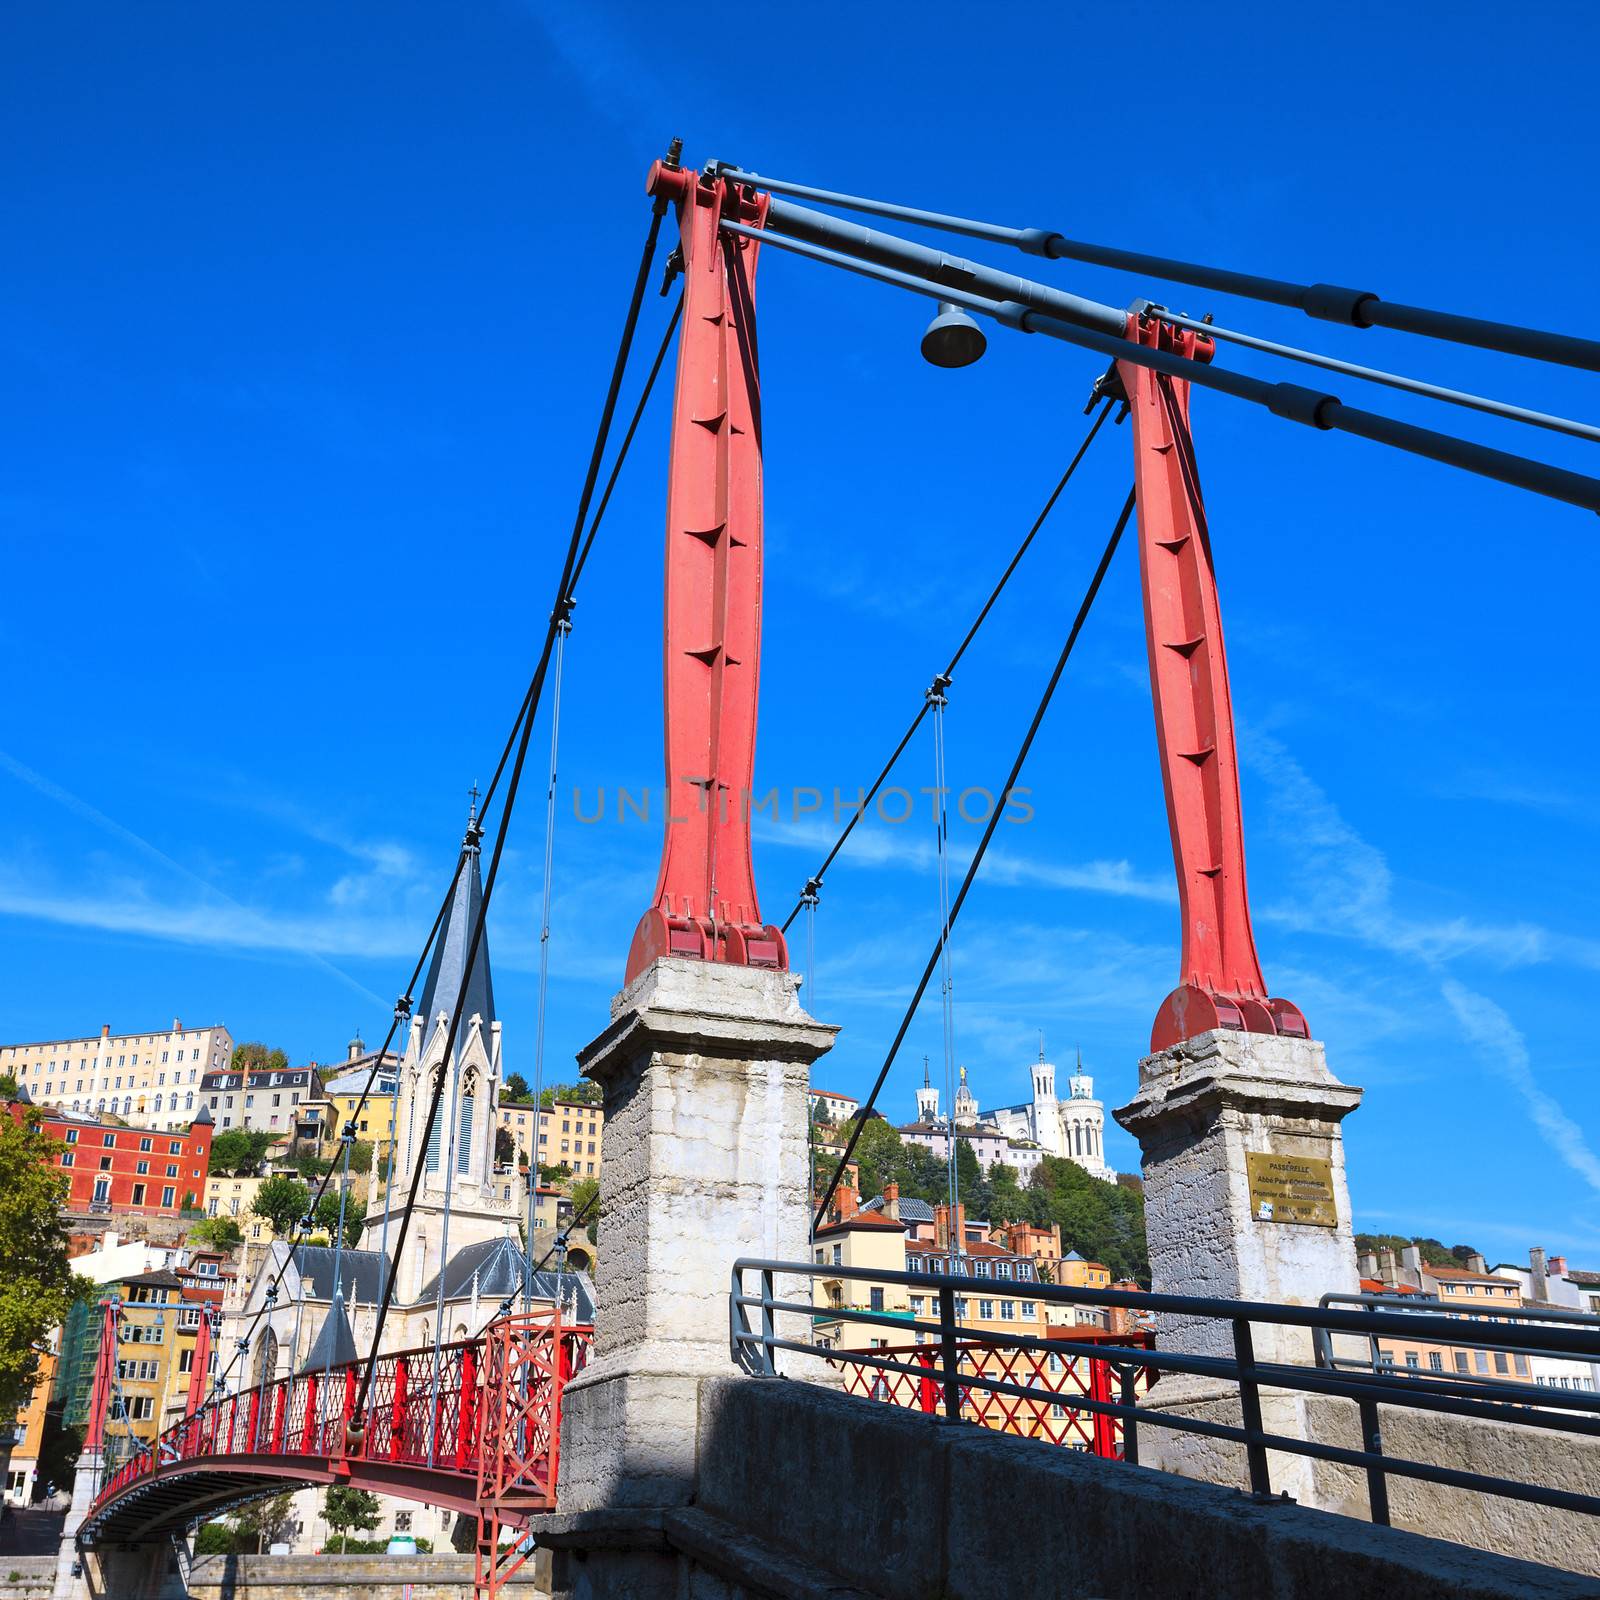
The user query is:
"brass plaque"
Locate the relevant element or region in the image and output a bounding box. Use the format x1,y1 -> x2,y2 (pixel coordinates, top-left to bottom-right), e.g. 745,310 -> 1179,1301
1246,1152 -> 1338,1228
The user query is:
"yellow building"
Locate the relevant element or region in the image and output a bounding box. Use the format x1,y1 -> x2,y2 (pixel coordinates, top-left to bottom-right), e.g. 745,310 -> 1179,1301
812,1185 -> 912,1346
497,1095 -> 604,1178
1,1020 -> 234,1130
4,1342 -> 58,1504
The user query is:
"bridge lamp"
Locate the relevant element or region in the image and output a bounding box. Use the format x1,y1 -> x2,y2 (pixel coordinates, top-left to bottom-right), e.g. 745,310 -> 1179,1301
920,301 -> 987,368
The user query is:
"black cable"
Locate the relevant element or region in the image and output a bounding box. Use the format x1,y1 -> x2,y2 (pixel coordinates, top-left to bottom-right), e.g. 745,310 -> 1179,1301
812,487 -> 1138,1234
780,398 -> 1113,933
353,193 -> 671,1417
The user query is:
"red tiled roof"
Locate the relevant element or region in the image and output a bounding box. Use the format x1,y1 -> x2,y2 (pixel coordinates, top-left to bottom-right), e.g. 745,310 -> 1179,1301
810,1090 -> 858,1102
815,1212 -> 906,1237
1360,1277 -> 1424,1295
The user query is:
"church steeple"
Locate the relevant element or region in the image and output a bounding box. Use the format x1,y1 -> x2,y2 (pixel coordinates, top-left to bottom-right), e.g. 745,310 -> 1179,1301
416,798 -> 496,1052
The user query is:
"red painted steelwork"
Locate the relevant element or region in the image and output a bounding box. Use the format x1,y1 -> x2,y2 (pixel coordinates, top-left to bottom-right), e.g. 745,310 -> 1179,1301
1118,313 -> 1310,1053
85,1316 -> 593,1558
828,1332 -> 1154,1456
184,1308 -> 212,1419
82,1299 -> 119,1453
625,162 -> 788,984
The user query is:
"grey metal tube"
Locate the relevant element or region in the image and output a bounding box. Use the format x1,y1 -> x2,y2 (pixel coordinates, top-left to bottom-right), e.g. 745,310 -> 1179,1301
765,197 -> 1126,337
719,165 -> 1600,373
1155,307 -> 1600,445
725,220 -> 1600,516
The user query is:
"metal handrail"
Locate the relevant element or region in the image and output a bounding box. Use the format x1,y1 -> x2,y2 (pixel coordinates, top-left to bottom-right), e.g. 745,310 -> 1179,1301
731,1258 -> 1600,1530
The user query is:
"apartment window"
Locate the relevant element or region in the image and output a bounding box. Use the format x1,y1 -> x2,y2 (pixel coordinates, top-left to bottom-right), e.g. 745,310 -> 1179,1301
1021,1302 -> 1036,1320
103,1133 -> 116,1147
178,1350 -> 194,1374
1514,1353 -> 1530,1376
131,1184 -> 146,1205
170,1141 -> 182,1154
1474,1351 -> 1490,1375
831,1244 -> 842,1266
1404,1353 -> 1419,1369
979,1300 -> 995,1320
272,1094 -> 280,1107
161,1052 -> 168,1063
1000,1301 -> 1015,1321
207,1199 -> 219,1217
1493,1352 -> 1509,1375
65,1129 -> 79,1145
161,1187 -> 175,1208
245,1094 -> 254,1108
192,1049 -> 199,1061
870,1287 -> 885,1312
61,1152 -> 75,1169
129,1396 -> 154,1421
815,1249 -> 825,1265
99,1157 -> 113,1171
135,1161 -> 149,1175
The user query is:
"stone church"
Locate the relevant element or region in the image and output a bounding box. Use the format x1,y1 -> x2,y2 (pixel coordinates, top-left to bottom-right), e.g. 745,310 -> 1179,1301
221,804 -> 593,1551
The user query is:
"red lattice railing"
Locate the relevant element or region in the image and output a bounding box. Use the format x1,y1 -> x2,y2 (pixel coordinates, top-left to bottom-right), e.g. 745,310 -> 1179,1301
91,1310 -> 594,1516
828,1333 -> 1155,1457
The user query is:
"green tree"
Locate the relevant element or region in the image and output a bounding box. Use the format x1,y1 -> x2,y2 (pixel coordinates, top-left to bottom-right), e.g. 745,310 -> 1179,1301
568,1176 -> 601,1244
235,1491 -> 296,1553
210,1129 -> 274,1176
314,1188 -> 364,1248
988,1160 -> 1026,1224
846,1117 -> 905,1202
189,1215 -> 244,1252
233,1043 -> 290,1075
494,1126 -> 516,1167
290,1151 -> 333,1182
538,1162 -> 571,1185
1027,1155 -> 1148,1285
503,1072 -> 532,1103
0,1074 -> 18,1099
538,1081 -> 601,1108
323,1485 -> 381,1540
252,1174 -> 311,1237
0,1109 -> 89,1416
955,1138 -> 991,1221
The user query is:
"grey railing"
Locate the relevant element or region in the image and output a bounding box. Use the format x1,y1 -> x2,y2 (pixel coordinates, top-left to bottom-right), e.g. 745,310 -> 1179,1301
730,1257 -> 1600,1529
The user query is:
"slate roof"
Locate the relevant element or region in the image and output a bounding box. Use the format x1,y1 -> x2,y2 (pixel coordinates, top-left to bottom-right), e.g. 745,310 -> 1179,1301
416,819 -> 495,1048
414,1235 -> 597,1322
299,1290 -> 358,1374
861,1195 -> 935,1223
290,1244 -> 390,1305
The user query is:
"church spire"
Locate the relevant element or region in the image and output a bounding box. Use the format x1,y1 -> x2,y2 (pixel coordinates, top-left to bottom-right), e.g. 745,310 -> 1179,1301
415,795 -> 496,1054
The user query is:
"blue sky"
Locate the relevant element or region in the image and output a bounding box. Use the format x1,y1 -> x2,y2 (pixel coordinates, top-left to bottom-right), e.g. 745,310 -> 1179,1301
3,1 -> 1596,1264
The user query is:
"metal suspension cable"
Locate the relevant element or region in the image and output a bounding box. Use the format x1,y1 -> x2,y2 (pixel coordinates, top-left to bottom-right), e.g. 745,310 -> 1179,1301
353,188 -> 672,1418
710,164 -> 1600,373
425,1045 -> 465,1466
320,1133 -> 355,1431
1150,306 -> 1600,445
813,487 -> 1137,1234
929,681 -> 961,1248
726,219 -> 1600,516
523,615 -> 570,1309
780,398 -> 1112,933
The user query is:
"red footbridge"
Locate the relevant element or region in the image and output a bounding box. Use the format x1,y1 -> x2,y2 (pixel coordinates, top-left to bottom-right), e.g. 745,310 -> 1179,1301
82,1310 -> 592,1594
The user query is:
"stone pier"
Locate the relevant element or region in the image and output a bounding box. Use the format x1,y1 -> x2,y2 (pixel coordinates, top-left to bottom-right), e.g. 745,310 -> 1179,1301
544,957 -> 834,1588
1114,1027 -> 1364,1504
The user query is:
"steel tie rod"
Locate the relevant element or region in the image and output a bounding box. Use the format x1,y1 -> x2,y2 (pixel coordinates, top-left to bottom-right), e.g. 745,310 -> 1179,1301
759,196 -> 1598,447
721,219 -> 1600,516
710,164 -> 1600,373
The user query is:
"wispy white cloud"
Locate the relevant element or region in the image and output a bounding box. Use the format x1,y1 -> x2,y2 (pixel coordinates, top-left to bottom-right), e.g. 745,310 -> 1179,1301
1242,731 -> 1600,1198
1440,982 -> 1600,1199
757,813 -> 1175,905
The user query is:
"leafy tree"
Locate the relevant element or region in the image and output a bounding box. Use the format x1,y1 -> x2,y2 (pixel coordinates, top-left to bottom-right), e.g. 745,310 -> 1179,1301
955,1138 -> 991,1220
0,1109 -> 91,1417
538,1081 -> 601,1108
314,1189 -> 364,1248
988,1160 -> 1027,1224
494,1126 -> 516,1167
1354,1232 -> 1477,1270
1026,1156 -> 1148,1285
291,1151 -> 334,1182
323,1484 -> 381,1540
235,1491 -> 297,1553
233,1043 -> 290,1074
347,1140 -> 374,1175
252,1174 -> 311,1237
189,1216 -> 244,1252
568,1176 -> 601,1244
539,1162 -> 571,1185
210,1129 -> 274,1177
0,1073 -> 18,1098
503,1072 -> 533,1103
